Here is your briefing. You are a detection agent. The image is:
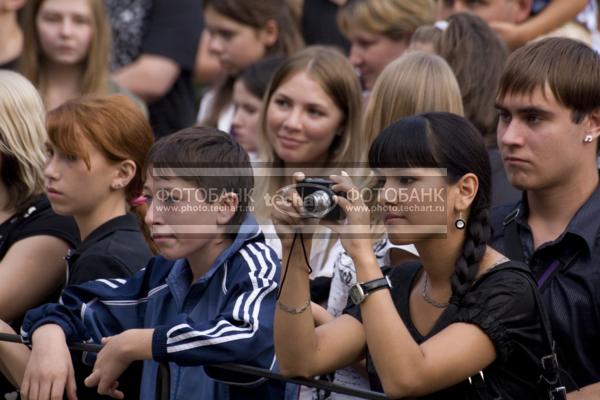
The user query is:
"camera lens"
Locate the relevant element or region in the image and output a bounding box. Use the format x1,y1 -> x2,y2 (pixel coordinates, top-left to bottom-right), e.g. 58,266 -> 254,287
304,190 -> 332,214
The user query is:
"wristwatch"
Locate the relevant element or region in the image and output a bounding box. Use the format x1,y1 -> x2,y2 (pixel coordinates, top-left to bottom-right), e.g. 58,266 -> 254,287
349,276 -> 392,305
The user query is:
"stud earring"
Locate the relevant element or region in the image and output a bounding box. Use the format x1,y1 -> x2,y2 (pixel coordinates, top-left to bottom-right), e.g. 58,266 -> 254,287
584,135 -> 593,143
454,212 -> 466,230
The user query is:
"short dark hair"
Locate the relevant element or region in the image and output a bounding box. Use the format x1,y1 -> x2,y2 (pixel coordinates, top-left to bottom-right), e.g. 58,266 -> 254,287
497,37 -> 600,123
146,127 -> 254,230
238,55 -> 285,100
203,0 -> 303,56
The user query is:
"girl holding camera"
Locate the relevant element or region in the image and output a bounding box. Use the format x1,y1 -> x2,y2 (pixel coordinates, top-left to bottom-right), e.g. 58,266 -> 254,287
255,45 -> 365,302
273,112 -> 555,399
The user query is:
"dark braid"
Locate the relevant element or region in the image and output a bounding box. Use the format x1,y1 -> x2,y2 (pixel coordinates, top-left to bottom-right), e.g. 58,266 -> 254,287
451,206 -> 491,300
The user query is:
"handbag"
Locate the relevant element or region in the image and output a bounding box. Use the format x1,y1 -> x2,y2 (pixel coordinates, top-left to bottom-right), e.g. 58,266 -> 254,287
465,264 -> 566,400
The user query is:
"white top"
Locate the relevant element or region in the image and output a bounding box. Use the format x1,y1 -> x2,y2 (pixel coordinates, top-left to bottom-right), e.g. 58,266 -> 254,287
197,89 -> 235,133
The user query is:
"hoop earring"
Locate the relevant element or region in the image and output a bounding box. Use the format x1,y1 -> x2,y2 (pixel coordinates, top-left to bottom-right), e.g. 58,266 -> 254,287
454,212 -> 466,230
584,135 -> 593,143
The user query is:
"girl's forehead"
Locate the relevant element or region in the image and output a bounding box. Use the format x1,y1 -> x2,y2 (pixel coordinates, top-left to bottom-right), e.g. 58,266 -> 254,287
39,0 -> 92,14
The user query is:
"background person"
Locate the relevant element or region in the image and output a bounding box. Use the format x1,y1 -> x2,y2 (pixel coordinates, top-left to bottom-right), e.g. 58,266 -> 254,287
336,0 -> 435,92
107,0 -> 202,137
231,55 -> 285,163
20,0 -> 146,113
198,0 -> 304,132
0,70 -> 79,398
409,13 -> 521,207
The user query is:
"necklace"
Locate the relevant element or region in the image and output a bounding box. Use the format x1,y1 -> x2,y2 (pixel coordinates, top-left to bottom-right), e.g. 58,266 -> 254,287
420,257 -> 510,309
421,274 -> 449,309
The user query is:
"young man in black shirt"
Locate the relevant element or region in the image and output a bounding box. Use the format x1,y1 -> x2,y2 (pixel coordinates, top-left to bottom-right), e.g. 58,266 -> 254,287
491,37 -> 600,398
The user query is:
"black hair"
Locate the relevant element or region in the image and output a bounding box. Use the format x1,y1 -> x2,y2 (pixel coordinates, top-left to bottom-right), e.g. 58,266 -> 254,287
145,126 -> 253,232
369,112 -> 492,299
238,55 -> 286,100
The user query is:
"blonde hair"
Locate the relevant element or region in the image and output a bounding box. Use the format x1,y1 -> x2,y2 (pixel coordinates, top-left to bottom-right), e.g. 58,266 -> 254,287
337,0 -> 435,40
20,0 -> 111,105
364,51 -> 464,144
255,46 -> 364,219
0,71 -> 48,211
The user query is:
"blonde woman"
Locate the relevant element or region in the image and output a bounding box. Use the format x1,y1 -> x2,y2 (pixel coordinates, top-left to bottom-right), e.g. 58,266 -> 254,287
255,45 -> 364,297
337,0 -> 435,91
255,45 -> 365,207
253,44 -> 364,399
0,71 -> 79,396
19,0 -> 146,113
363,51 -> 464,145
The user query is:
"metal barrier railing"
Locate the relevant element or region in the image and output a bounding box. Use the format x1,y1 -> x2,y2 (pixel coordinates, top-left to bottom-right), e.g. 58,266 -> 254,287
0,332 -> 387,399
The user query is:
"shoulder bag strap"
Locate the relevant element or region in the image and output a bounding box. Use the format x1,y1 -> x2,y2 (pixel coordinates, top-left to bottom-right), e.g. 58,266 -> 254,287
494,266 -> 568,400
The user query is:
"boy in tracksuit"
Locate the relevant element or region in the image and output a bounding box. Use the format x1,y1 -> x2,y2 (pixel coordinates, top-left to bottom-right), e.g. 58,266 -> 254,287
19,128 -> 282,399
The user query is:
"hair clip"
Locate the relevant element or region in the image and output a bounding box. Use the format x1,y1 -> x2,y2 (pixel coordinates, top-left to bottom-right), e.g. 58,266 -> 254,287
434,20 -> 449,31
130,196 -> 147,207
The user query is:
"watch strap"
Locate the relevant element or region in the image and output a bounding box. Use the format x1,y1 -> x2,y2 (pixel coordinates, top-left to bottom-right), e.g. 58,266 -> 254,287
360,276 -> 392,295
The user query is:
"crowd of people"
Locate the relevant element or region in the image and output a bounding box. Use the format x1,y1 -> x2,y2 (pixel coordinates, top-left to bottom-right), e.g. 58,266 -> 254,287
0,0 -> 600,399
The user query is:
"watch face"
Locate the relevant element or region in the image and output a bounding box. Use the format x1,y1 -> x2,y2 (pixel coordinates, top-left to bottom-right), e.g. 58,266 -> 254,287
349,284 -> 364,305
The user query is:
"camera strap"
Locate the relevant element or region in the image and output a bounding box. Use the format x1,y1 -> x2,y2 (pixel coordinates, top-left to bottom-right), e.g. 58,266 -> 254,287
277,231 -> 312,300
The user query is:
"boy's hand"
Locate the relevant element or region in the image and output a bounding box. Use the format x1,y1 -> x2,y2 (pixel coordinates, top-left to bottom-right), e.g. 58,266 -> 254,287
21,324 -> 77,400
85,329 -> 153,399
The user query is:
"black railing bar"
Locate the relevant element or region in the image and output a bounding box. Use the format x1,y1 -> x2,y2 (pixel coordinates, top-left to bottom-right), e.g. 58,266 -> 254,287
204,363 -> 388,399
0,333 -> 388,399
0,332 -> 103,353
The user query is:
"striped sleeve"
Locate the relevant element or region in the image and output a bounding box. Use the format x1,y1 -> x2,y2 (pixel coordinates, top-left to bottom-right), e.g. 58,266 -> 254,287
21,260 -> 163,346
152,242 -> 280,367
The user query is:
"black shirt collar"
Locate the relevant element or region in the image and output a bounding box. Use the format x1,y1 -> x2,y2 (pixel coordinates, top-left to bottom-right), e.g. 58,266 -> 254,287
73,213 -> 140,256
513,184 -> 600,252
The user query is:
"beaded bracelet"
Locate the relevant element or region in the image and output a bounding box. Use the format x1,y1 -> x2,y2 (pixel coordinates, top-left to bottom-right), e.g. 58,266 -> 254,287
277,299 -> 311,315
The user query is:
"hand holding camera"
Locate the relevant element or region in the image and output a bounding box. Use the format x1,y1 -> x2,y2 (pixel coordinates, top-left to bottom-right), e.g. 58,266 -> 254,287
297,177 -> 346,221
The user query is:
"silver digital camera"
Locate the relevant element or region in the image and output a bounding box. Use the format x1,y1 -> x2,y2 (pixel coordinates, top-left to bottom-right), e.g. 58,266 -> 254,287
297,178 -> 345,221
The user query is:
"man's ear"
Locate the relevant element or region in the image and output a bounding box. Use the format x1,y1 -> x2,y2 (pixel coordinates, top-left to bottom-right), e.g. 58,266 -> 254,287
453,172 -> 479,212
583,108 -> 600,142
111,160 -> 137,190
216,192 -> 239,226
259,19 -> 279,48
512,0 -> 532,23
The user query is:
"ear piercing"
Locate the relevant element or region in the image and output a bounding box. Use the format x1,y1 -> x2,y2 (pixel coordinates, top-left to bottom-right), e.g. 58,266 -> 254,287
584,135 -> 594,143
454,212 -> 466,230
